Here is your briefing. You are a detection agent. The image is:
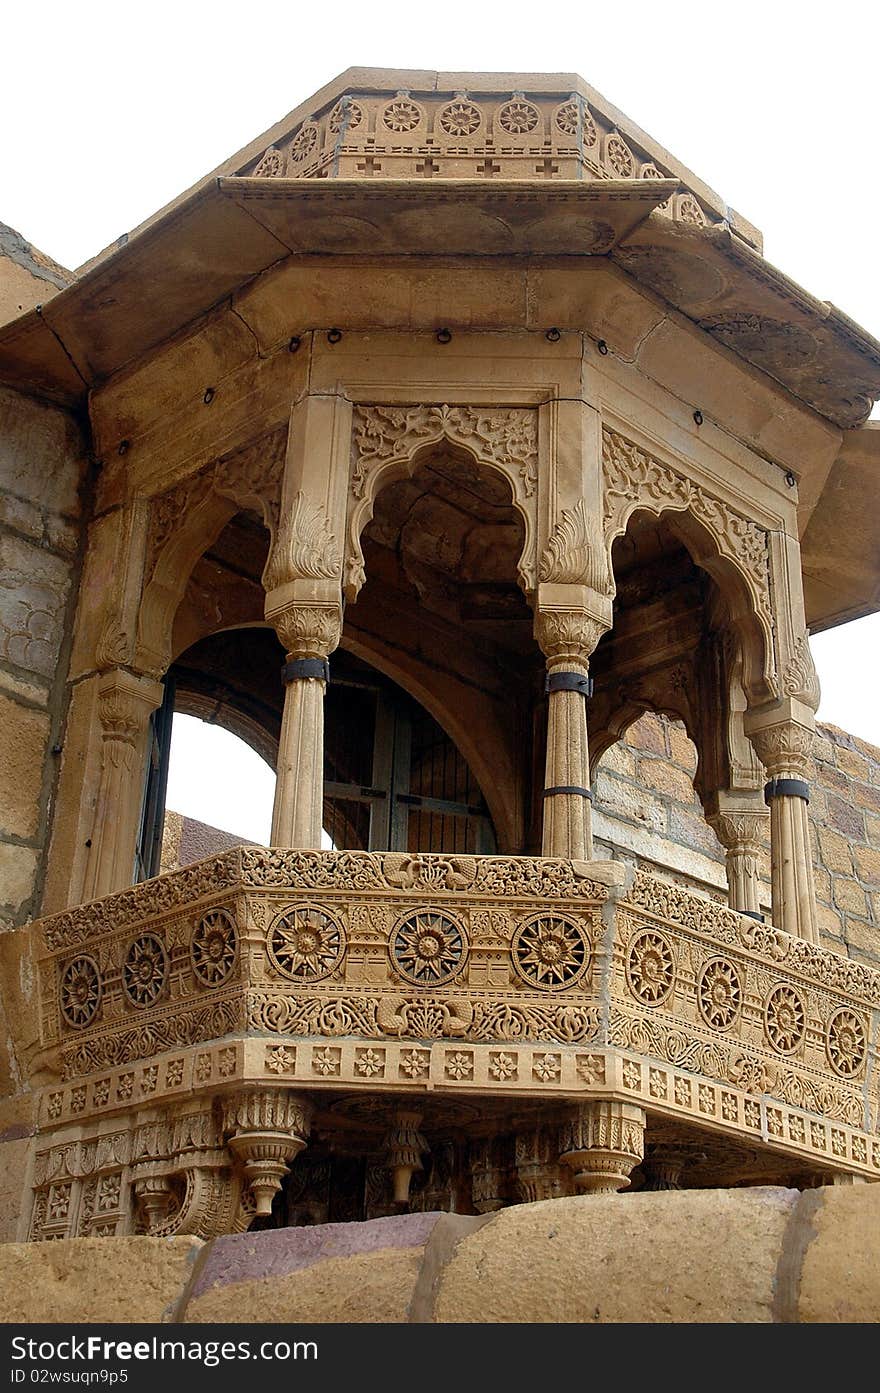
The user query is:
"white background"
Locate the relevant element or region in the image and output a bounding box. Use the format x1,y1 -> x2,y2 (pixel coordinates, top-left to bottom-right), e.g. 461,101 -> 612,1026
3,0 -> 878,836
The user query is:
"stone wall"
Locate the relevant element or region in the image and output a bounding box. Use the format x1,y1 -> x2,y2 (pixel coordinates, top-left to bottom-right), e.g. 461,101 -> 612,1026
1,1186 -> 877,1323
593,712 -> 880,968
0,259 -> 87,1197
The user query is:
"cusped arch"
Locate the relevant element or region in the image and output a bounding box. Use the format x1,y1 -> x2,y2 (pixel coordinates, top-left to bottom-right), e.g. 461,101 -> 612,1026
345,403 -> 539,602
604,495 -> 775,706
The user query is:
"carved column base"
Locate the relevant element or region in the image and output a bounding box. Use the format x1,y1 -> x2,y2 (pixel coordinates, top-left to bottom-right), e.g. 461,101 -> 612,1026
133,1174 -> 178,1230
223,1088 -> 312,1218
382,1109 -> 427,1206
559,1101 -> 645,1195
641,1145 -> 688,1191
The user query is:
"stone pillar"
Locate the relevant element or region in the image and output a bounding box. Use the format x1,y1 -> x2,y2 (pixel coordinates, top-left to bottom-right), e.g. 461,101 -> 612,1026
223,1089 -> 312,1218
535,608 -> 606,860
708,797 -> 768,918
515,1127 -> 569,1203
266,600 -> 341,849
746,704 -> 818,945
383,1109 -> 427,1205
558,1101 -> 645,1194
81,668 -> 164,902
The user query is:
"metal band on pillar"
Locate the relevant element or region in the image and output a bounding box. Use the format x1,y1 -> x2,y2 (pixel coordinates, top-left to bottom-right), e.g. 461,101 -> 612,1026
543,785 -> 593,800
545,671 -> 593,698
764,778 -> 810,804
282,658 -> 330,684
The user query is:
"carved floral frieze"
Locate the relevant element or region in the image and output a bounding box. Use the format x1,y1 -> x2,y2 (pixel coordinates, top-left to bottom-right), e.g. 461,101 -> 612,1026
29,851 -> 880,1239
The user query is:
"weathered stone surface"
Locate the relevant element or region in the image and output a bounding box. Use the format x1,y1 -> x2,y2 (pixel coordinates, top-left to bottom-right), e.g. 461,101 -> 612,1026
189,1212 -> 443,1298
798,1185 -> 880,1322
185,1248 -> 423,1324
0,533 -> 72,679
433,1190 -> 798,1322
0,1237 -> 202,1322
0,843 -> 36,914
0,694 -> 49,840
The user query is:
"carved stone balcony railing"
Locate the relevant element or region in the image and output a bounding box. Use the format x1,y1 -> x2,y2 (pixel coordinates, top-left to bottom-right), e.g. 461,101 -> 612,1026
30,850 -> 880,1240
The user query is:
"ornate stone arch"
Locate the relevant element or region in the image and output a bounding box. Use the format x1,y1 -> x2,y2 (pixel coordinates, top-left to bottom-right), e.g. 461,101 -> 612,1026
344,403 -> 540,602
601,426 -> 776,703
135,432 -> 285,677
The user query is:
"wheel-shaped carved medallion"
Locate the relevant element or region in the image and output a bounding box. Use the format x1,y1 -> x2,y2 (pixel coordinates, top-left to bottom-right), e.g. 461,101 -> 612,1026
826,1008 -> 866,1078
267,904 -> 345,983
511,913 -> 591,992
190,908 -> 238,988
697,958 -> 742,1031
439,100 -> 482,136
289,123 -> 318,163
390,909 -> 467,987
123,934 -> 169,1008
60,955 -> 102,1028
498,99 -> 539,134
764,985 -> 806,1054
626,931 -> 675,1006
382,98 -> 422,132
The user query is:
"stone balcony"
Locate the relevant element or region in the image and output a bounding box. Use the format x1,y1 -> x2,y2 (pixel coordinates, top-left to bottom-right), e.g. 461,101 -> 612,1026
29,850 -> 880,1240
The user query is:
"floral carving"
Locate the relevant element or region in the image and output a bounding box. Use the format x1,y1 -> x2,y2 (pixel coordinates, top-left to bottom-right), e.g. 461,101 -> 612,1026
399,1049 -> 430,1079
539,500 -> 611,591
60,956 -> 102,1029
253,146 -> 286,177
606,134 -> 634,176
698,959 -> 742,1031
263,491 -> 340,588
190,908 -> 237,988
489,1051 -> 518,1081
676,194 -> 705,225
764,985 -> 806,1054
122,934 -> 168,1008
554,100 -> 580,137
382,97 -> 422,132
782,633 -> 821,710
826,1009 -> 866,1079
267,905 -> 345,983
289,123 -> 319,164
352,404 -> 538,498
439,100 -> 481,136
329,99 -> 363,133
390,910 -> 467,987
626,931 -> 675,1006
602,427 -> 774,652
511,913 -> 591,991
498,100 -> 539,134
265,1045 -> 296,1075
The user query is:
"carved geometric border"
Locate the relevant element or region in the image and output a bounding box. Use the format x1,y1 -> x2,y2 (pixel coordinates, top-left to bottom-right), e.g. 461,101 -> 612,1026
36,1041 -> 878,1180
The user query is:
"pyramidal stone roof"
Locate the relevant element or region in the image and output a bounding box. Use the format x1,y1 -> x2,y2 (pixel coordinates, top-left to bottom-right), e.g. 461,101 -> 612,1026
2,69 -> 880,437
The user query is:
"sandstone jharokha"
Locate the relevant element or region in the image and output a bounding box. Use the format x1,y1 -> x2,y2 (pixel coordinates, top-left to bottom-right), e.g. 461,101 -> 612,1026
0,70 -> 879,1313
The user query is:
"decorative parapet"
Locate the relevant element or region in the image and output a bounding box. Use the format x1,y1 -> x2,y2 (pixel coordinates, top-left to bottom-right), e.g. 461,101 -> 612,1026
29,850 -> 880,1239
237,86 -> 716,236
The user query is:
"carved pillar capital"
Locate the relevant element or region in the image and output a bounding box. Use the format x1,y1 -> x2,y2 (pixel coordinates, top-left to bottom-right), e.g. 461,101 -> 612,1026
268,601 -> 342,662
558,1101 -> 645,1194
223,1088 -> 312,1217
744,700 -> 816,781
96,668 -> 165,746
534,608 -> 607,672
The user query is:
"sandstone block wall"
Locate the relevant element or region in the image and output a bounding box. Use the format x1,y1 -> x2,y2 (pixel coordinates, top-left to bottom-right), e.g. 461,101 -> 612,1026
593,712 -> 880,967
0,316 -> 87,1187
1,1186 -> 876,1323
